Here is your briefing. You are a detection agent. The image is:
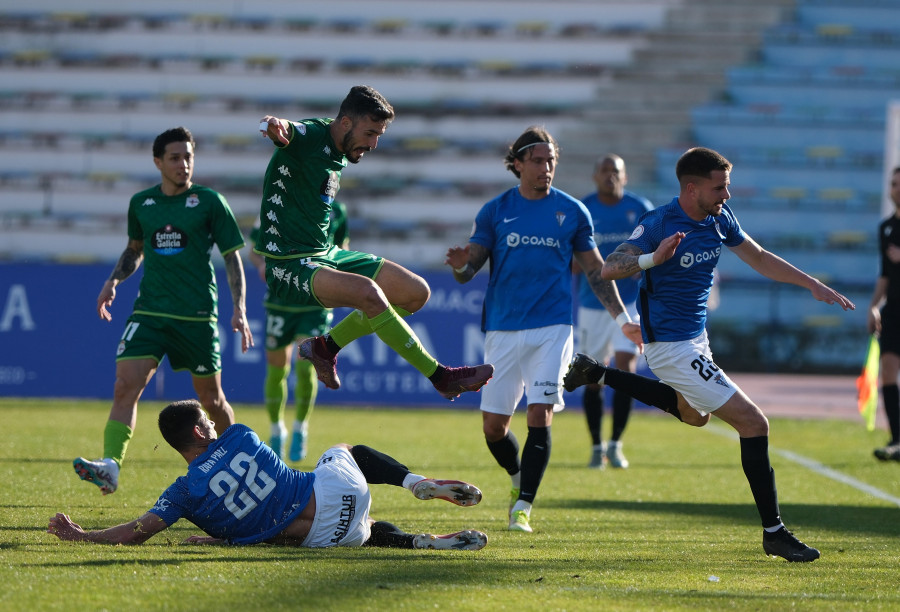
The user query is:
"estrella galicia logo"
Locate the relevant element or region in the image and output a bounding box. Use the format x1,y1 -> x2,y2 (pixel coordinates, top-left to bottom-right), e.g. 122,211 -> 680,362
152,224 -> 187,255
320,171 -> 339,205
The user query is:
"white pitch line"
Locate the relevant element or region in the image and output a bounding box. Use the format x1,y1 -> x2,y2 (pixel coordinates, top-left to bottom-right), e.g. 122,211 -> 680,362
705,423 -> 900,508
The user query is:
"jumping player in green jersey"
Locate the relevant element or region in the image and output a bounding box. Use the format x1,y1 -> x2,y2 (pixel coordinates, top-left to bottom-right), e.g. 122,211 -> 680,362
249,200 -> 350,461
73,126 -> 254,495
255,85 -> 492,400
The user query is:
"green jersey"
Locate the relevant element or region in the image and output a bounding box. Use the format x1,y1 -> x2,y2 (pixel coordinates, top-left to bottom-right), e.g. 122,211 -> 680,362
127,184 -> 245,321
254,118 -> 347,258
251,200 -> 349,311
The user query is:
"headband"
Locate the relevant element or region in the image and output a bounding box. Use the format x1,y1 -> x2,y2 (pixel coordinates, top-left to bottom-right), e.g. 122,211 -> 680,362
517,141 -> 551,154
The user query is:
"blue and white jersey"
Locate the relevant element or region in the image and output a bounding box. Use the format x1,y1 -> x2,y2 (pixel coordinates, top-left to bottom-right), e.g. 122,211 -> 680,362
627,197 -> 745,342
149,424 -> 314,545
471,186 -> 596,331
576,190 -> 653,310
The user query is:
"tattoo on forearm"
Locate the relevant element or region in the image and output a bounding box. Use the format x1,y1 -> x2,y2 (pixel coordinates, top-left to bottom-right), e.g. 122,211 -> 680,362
224,252 -> 246,309
109,246 -> 142,282
586,268 -> 623,317
604,244 -> 643,279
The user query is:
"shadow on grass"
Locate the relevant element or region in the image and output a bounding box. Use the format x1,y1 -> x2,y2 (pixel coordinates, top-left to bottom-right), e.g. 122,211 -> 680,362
546,498 -> 900,537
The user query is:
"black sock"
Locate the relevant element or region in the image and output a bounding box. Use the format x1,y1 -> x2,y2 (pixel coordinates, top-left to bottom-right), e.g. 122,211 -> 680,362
611,390 -> 632,441
519,426 -> 551,505
583,386 -> 603,445
428,365 -> 446,384
882,384 -> 900,444
350,445 -> 409,486
486,431 -> 520,475
740,436 -> 781,528
603,368 -> 682,421
324,334 -> 341,355
364,521 -> 415,548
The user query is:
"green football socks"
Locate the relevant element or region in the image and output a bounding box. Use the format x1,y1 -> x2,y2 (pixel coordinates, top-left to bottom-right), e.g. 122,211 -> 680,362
103,419 -> 133,468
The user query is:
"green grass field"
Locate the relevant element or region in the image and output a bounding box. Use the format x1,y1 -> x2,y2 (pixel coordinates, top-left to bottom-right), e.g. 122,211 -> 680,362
1,398 -> 898,611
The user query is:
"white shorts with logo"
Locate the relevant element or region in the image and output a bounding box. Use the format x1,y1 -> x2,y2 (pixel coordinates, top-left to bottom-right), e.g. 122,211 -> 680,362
576,303 -> 640,363
481,324 -> 573,416
302,446 -> 372,548
643,329 -> 739,416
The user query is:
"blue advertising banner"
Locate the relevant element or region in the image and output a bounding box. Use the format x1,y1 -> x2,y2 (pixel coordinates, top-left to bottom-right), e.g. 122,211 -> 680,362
0,262 -> 491,407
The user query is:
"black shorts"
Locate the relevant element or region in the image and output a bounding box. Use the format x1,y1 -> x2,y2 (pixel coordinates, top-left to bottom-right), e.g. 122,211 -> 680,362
880,307 -> 900,356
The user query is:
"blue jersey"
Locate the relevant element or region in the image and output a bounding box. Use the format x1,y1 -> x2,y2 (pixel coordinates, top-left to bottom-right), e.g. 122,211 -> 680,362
471,186 -> 596,331
149,424 -> 314,545
627,197 -> 744,342
576,190 -> 653,310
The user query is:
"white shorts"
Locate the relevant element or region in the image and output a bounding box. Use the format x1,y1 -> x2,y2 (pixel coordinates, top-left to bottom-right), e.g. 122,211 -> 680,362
481,325 -> 573,415
643,329 -> 739,416
302,446 -> 372,548
576,304 -> 640,363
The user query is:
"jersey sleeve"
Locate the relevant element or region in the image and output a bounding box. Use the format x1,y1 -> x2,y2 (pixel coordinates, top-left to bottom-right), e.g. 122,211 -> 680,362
627,210 -> 665,254
470,201 -> 496,249
126,196 -> 142,241
573,201 -> 596,252
208,191 -> 246,256
148,478 -> 191,527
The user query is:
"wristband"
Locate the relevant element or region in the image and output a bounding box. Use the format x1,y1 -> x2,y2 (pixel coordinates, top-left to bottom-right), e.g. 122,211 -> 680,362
638,253 -> 656,270
453,264 -> 469,274
615,312 -> 632,329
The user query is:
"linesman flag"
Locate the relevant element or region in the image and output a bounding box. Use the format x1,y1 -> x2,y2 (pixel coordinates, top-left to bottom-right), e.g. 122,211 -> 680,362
855,335 -> 879,431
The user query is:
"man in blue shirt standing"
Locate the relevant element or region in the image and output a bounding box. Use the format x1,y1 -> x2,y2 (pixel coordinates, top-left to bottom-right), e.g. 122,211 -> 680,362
49,399 -> 488,551
574,154 -> 653,469
445,127 -> 641,533
566,147 -> 854,562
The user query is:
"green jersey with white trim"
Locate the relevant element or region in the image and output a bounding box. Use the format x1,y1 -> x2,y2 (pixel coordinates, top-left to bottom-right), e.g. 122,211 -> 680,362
127,184 -> 244,321
255,118 -> 347,258
250,200 -> 349,311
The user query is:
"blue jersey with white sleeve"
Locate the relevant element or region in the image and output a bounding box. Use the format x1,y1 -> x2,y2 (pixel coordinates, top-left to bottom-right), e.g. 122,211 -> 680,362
471,186 -> 596,331
149,424 -> 314,545
627,197 -> 744,342
576,190 -> 653,310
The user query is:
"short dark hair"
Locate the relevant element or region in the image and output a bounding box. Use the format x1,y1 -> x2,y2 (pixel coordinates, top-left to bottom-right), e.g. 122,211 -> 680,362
158,399 -> 205,452
504,126 -> 558,178
337,85 -> 394,124
675,147 -> 732,186
152,127 -> 195,159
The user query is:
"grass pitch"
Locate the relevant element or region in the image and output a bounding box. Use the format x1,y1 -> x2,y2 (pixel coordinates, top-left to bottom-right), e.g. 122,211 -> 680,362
1,398 -> 898,611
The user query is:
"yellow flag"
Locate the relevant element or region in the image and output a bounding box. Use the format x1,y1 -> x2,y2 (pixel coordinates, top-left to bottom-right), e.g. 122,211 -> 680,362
855,335 -> 879,431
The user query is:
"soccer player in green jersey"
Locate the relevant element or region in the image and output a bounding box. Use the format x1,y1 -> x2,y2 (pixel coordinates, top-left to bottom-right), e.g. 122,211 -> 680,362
73,127 -> 254,495
249,200 -> 350,461
255,85 -> 492,400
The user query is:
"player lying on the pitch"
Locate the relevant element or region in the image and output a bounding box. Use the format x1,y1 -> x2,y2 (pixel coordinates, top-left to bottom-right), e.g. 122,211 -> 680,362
49,399 -> 487,551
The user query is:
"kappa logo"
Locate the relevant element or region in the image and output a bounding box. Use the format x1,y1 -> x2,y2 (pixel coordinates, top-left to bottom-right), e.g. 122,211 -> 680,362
264,225 -> 281,236
185,194 -> 199,208
195,365 -> 209,373
277,165 -> 292,177
268,193 -> 284,207
266,241 -> 282,253
323,145 -> 331,156
266,210 -> 279,223
142,198 -> 156,206
272,178 -> 286,191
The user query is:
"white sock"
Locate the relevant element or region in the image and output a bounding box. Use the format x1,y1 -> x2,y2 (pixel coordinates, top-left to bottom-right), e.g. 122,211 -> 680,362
292,420 -> 308,434
271,422 -> 286,438
511,500 -> 532,515
511,472 -> 521,489
402,473 -> 427,491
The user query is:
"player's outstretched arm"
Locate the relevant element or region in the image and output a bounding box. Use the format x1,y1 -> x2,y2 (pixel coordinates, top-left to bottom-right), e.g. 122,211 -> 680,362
601,233 -> 684,281
48,512 -> 168,545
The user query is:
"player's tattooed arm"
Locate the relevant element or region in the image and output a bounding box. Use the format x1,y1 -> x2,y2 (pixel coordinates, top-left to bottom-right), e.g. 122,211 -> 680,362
601,243 -> 644,280
465,243 -> 490,275
584,267 -> 626,319
108,239 -> 144,282
446,242 -> 489,282
223,250 -> 247,312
